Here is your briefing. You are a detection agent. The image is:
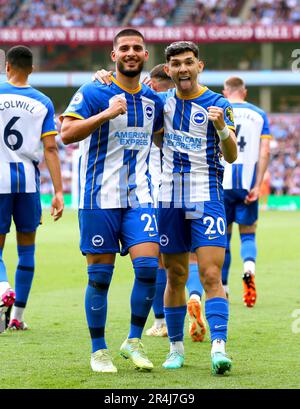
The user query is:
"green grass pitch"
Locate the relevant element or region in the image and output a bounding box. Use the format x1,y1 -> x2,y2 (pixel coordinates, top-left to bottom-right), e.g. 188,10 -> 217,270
1,210 -> 299,389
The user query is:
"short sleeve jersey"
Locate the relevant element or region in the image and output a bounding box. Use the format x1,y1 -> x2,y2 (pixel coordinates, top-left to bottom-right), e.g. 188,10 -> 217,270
62,76 -> 164,209
0,81 -> 57,193
222,102 -> 271,191
159,87 -> 235,205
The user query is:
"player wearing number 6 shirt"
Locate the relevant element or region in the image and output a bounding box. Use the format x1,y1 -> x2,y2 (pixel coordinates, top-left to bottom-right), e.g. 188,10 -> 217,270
0,46 -> 64,333
61,29 -> 164,374
222,77 -> 271,307
155,41 -> 237,374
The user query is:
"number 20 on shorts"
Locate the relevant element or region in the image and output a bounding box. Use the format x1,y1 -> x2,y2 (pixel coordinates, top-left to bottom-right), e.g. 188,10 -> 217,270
203,216 -> 226,236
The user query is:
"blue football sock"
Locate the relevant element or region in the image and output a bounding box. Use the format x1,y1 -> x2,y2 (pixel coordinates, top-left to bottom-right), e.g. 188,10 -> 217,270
153,268 -> 166,319
14,245 -> 35,308
0,247 -> 8,283
222,233 -> 232,285
129,257 -> 158,339
205,297 -> 229,342
186,263 -> 203,298
240,233 -> 257,263
164,305 -> 187,342
85,264 -> 114,353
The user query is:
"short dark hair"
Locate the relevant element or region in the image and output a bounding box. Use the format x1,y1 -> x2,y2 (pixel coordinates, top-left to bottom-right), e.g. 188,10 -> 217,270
150,64 -> 170,80
6,45 -> 33,70
165,41 -> 199,62
113,29 -> 145,47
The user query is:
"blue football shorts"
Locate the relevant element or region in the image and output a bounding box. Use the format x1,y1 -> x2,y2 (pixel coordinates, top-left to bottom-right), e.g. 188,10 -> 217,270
78,206 -> 159,256
158,200 -> 227,253
224,189 -> 258,226
0,193 -> 42,234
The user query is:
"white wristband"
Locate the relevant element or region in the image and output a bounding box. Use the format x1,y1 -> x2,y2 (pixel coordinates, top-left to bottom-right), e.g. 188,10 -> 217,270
217,125 -> 230,141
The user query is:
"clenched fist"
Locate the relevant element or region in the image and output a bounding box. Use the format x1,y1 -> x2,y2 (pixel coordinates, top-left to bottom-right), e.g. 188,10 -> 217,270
207,106 -> 225,130
105,96 -> 127,120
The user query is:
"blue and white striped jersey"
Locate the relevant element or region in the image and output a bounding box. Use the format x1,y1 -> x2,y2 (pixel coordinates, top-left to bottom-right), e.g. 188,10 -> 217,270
62,76 -> 164,209
222,102 -> 271,191
0,82 -> 57,194
159,87 -> 235,206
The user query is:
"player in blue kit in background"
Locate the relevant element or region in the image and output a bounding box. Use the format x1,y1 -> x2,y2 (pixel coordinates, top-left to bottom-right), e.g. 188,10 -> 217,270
156,42 -> 237,374
221,76 -> 271,306
61,29 -> 164,373
0,46 -> 64,333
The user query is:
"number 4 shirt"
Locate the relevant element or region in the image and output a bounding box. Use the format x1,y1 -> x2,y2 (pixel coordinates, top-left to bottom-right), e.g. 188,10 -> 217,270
0,81 -> 57,193
222,101 -> 271,192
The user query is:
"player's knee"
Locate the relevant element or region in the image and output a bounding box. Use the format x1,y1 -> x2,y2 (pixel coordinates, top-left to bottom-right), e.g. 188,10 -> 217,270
87,253 -> 115,265
87,264 -> 114,291
240,224 -> 256,235
201,266 -> 222,291
167,263 -> 188,288
133,256 -> 158,282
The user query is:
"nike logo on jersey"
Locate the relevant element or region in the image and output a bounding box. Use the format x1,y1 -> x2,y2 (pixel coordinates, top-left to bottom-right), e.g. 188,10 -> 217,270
214,324 -> 227,329
208,236 -> 219,240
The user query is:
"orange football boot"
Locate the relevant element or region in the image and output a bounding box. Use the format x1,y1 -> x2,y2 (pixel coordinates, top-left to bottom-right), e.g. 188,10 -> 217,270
187,298 -> 206,342
242,271 -> 257,307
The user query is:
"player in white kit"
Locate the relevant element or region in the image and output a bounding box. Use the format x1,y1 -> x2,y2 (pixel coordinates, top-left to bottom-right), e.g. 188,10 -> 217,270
0,46 -> 64,332
222,77 -> 271,307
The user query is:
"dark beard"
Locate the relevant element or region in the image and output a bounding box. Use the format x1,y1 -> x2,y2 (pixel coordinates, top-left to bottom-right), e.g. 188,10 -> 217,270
117,60 -> 144,78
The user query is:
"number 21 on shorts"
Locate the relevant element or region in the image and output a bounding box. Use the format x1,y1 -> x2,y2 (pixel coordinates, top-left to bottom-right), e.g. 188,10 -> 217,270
141,213 -> 158,234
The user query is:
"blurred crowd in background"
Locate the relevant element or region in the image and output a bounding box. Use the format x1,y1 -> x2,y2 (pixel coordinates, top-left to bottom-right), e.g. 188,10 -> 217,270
5,0 -> 131,28
268,114 -> 300,196
1,0 -> 300,28
249,0 -> 300,24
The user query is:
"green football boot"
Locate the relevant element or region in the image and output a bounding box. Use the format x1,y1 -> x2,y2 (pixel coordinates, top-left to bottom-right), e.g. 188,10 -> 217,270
211,352 -> 232,375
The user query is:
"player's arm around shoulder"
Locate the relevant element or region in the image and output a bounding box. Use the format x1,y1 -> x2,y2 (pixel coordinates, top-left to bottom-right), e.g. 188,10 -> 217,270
42,135 -> 64,221
208,103 -> 237,164
60,83 -> 127,145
